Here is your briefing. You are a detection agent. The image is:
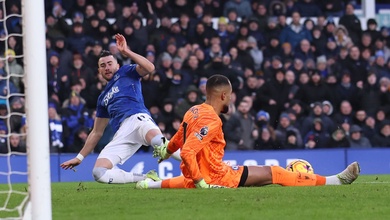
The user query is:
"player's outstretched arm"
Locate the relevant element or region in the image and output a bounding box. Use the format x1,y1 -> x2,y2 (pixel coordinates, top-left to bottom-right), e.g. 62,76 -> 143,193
60,117 -> 109,170
114,33 -> 155,76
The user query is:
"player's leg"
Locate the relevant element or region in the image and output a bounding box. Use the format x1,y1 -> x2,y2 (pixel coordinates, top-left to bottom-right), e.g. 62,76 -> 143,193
136,175 -> 187,189
243,162 -> 360,187
92,116 -> 149,184
141,113 -> 181,161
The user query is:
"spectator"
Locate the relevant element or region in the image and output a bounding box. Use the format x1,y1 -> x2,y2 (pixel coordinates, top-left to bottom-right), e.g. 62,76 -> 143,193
252,3 -> 268,32
254,126 -> 280,150
320,0 -> 343,17
279,11 -> 312,50
223,0 -> 252,18
333,25 -> 353,49
294,39 -> 315,62
275,113 -> 303,148
333,100 -> 355,134
371,120 -> 390,147
303,117 -> 330,149
362,115 -> 377,143
66,22 -> 94,54
300,101 -> 335,137
174,85 -> 203,119
339,3 -> 362,45
295,0 -> 322,17
353,109 -> 368,127
327,127 -> 350,148
348,124 -> 372,148
344,46 -> 368,85
9,133 -> 26,153
61,91 -> 89,150
359,72 -> 381,116
364,18 -> 381,43
337,71 -> 359,109
5,49 -> 24,90
49,102 -> 64,153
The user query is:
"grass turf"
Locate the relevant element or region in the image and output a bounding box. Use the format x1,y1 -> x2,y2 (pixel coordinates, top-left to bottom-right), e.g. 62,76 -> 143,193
1,175 -> 389,220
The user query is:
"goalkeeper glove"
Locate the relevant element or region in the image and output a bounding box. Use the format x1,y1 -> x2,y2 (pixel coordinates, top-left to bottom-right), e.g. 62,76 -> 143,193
195,179 -> 227,189
152,137 -> 171,163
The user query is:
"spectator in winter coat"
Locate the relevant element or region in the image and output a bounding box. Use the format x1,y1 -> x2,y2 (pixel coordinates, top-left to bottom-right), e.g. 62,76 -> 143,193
279,11 -> 312,50
371,120 -> 390,147
348,125 -> 372,148
327,128 -> 350,148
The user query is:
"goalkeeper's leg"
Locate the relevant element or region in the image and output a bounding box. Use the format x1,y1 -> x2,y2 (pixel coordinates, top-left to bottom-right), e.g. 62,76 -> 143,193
244,162 -> 360,187
136,176 -> 186,189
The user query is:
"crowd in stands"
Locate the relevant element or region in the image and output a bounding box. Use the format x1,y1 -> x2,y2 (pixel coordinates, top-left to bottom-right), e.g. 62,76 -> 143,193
1,0 -> 390,154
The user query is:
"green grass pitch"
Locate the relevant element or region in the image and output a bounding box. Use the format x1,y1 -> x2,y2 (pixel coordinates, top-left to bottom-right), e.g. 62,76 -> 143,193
1,175 -> 389,220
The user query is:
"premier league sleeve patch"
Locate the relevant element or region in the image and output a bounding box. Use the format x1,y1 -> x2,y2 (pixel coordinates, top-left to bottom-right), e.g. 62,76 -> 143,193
195,126 -> 208,141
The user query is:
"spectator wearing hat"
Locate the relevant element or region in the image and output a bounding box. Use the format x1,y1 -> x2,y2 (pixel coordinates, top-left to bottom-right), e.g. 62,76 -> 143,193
339,3 -> 362,45
5,49 -> 24,90
279,11 -> 312,50
0,121 -> 8,153
324,36 -> 340,61
85,40 -> 104,72
322,100 -> 334,117
300,101 -> 335,137
380,27 -> 390,49
223,0 -> 252,18
285,129 -> 303,149
371,50 -> 390,79
247,36 -> 263,71
275,112 -> 303,148
264,16 -> 282,45
333,25 -> 353,49
303,117 -> 330,149
327,127 -> 350,148
348,124 -> 372,148
364,18 -> 381,43
268,1 -> 286,17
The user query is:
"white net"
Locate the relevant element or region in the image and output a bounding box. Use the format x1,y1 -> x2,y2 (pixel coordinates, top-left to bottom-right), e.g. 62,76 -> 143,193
0,0 -> 28,219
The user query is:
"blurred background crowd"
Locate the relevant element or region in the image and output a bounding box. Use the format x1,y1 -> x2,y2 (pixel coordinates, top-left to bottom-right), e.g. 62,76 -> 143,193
1,0 -> 390,154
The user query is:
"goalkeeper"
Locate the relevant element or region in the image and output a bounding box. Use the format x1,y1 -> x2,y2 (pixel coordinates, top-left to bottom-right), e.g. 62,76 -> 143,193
139,75 -> 360,189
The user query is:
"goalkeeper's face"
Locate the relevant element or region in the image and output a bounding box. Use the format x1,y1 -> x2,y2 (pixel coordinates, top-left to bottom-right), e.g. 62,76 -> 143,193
98,55 -> 120,81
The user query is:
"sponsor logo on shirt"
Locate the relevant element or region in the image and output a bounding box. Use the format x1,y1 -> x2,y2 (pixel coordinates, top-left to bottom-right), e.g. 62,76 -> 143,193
103,86 -> 119,106
195,126 -> 208,141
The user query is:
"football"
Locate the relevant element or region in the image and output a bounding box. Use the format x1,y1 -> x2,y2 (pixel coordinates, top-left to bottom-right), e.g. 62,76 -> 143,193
286,159 -> 314,174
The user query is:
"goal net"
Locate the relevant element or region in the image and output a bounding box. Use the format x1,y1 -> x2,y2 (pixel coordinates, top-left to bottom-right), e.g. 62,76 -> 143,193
0,0 -> 52,219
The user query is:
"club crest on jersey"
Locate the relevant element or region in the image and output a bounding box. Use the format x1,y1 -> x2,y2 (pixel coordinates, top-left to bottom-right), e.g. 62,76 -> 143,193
114,73 -> 120,81
103,86 -> 119,106
195,126 -> 208,141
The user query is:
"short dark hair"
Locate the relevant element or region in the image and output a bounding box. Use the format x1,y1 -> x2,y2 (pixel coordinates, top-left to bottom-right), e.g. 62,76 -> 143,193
99,50 -> 113,58
206,74 -> 230,91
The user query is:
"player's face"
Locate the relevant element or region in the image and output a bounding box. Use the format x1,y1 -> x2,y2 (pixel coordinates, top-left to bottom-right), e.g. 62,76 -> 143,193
98,55 -> 119,81
221,85 -> 232,114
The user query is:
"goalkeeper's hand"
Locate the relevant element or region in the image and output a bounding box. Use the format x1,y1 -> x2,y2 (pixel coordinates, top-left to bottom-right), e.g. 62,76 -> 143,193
152,138 -> 171,163
195,179 -> 227,189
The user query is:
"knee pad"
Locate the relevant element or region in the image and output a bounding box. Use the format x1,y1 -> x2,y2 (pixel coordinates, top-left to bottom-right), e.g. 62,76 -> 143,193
92,167 -> 108,182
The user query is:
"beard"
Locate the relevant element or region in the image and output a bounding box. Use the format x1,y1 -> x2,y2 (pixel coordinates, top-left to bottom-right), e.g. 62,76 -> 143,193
221,104 -> 229,114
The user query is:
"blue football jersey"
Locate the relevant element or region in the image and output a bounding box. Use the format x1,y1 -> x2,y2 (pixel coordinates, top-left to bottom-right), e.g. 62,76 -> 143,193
96,64 -> 150,133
